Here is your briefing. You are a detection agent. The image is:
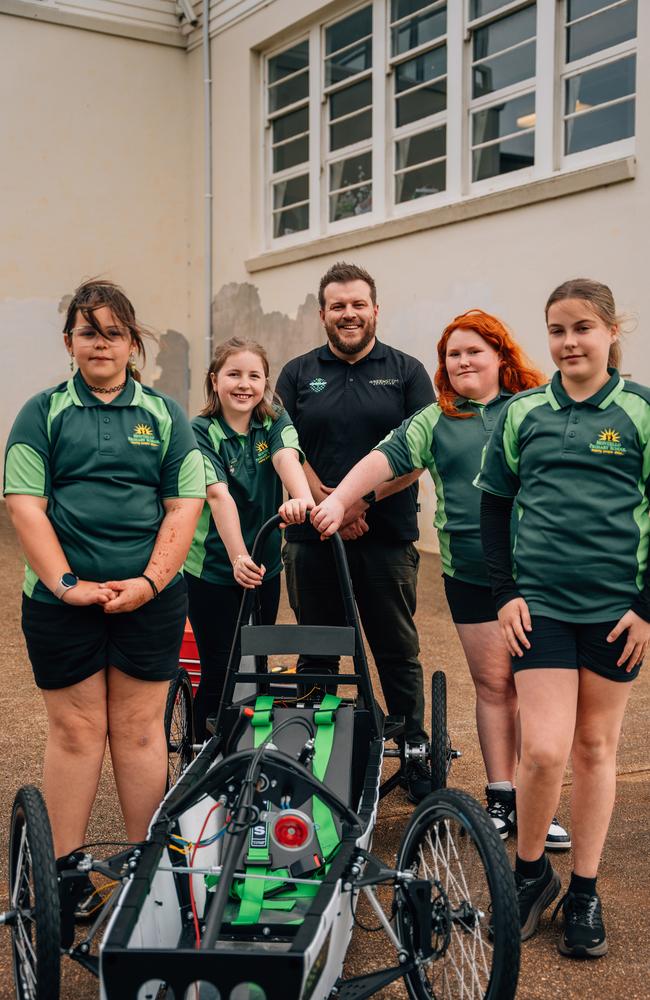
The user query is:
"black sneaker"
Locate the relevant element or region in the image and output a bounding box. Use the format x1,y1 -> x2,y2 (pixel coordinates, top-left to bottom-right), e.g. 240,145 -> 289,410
553,890 -> 608,958
545,816 -> 571,851
515,857 -> 561,941
486,787 -> 516,840
403,759 -> 432,803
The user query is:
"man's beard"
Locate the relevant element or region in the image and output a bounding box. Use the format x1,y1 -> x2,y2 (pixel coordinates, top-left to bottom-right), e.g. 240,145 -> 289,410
325,314 -> 376,356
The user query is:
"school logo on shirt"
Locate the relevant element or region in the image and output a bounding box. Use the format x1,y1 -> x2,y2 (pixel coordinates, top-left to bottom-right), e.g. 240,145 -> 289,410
369,378 -> 400,387
589,428 -> 626,456
309,378 -> 327,393
128,423 -> 161,448
256,440 -> 271,464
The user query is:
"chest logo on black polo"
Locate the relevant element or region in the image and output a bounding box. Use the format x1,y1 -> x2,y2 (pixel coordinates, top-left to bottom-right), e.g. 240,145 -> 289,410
309,378 -> 327,393
256,440 -> 271,463
128,423 -> 161,448
589,428 -> 626,456
369,378 -> 400,387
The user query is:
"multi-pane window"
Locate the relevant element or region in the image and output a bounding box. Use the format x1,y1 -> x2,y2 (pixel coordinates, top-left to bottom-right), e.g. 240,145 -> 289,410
562,0 -> 637,158
390,1 -> 448,205
262,1 -> 638,247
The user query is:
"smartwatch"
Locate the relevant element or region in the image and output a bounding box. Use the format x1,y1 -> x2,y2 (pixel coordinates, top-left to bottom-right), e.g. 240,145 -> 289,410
362,491 -> 377,506
55,572 -> 79,600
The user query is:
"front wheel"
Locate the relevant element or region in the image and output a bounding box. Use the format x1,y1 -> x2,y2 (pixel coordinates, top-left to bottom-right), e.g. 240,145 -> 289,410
9,785 -> 61,1000
396,788 -> 520,1000
164,668 -> 195,790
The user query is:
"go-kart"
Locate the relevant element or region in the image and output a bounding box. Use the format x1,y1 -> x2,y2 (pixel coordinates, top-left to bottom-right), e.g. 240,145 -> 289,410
3,516 -> 520,1000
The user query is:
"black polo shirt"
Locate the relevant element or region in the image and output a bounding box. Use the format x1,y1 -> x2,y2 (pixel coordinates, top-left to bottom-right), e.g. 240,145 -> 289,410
276,339 -> 434,542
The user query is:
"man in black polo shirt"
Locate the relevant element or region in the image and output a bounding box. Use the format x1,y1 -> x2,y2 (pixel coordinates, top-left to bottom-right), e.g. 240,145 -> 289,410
277,261 -> 435,801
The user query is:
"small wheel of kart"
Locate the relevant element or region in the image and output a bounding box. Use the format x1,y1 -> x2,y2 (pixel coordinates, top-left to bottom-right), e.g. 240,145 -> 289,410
9,785 -> 61,1000
429,670 -> 449,791
396,787 -> 520,1000
164,667 -> 195,790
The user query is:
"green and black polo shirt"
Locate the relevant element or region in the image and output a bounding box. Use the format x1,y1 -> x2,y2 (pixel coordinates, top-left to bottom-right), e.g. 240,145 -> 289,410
185,409 -> 303,585
375,393 -> 512,585
3,372 -> 206,603
476,369 -> 650,622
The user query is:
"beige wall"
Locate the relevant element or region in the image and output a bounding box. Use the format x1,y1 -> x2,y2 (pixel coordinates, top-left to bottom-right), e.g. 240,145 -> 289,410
205,0 -> 650,550
0,13 -> 192,452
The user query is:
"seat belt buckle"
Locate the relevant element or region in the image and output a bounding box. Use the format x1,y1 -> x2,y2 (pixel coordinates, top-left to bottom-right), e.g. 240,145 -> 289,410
290,852 -> 325,878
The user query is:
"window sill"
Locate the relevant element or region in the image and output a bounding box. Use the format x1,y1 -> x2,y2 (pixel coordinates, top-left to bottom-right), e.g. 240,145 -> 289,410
246,156 -> 635,273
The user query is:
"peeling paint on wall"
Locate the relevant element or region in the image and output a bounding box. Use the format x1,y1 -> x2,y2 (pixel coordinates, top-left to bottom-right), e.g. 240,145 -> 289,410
153,330 -> 190,413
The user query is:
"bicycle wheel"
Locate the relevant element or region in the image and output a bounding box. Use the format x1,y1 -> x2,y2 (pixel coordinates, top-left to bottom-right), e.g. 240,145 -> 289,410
9,785 -> 61,1000
164,668 -> 194,789
430,671 -> 448,791
396,788 -> 519,1000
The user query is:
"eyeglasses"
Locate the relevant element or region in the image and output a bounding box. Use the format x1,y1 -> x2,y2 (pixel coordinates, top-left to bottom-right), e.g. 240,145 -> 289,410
69,326 -> 129,341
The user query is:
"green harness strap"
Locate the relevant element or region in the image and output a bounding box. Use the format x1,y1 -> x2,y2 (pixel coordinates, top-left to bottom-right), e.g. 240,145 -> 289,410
312,695 -> 342,861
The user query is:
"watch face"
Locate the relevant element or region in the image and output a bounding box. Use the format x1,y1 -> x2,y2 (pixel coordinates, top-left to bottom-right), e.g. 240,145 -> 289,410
61,572 -> 78,588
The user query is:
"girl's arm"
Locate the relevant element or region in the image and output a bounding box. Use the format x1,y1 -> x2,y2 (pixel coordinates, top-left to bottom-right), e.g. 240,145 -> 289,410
479,490 -> 531,657
272,448 -> 315,525
5,494 -> 114,606
103,497 -> 204,612
310,451 -> 395,536
204,483 -> 264,589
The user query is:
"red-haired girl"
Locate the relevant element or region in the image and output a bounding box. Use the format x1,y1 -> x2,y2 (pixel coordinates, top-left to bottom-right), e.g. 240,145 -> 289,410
306,311 -> 567,844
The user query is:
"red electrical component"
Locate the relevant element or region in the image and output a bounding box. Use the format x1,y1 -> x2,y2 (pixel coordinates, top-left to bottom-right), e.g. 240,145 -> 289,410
271,811 -> 313,851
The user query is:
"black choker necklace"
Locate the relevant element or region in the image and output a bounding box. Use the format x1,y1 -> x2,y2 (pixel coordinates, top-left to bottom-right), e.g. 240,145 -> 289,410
86,379 -> 127,395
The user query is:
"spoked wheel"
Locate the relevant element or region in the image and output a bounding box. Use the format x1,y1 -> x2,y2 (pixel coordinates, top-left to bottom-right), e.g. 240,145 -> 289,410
396,788 -> 520,1000
430,670 -> 450,791
9,785 -> 61,1000
164,668 -> 195,790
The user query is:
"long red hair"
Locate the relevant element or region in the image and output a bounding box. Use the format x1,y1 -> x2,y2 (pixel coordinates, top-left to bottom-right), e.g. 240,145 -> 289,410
435,309 -> 545,419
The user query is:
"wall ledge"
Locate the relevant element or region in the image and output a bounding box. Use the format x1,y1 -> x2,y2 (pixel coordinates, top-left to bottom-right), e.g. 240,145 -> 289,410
0,0 -> 186,46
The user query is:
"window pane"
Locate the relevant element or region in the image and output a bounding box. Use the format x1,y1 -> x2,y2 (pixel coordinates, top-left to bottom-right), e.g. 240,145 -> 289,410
473,131 -> 534,181
326,40 -> 372,86
396,78 -> 447,126
330,79 -> 372,120
471,0 -> 514,17
272,106 -> 309,144
396,159 -> 446,202
273,174 -> 309,210
330,152 -> 372,191
473,40 -> 536,97
269,41 -> 308,85
565,56 -> 635,114
396,126 -> 446,169
330,110 -> 372,151
326,6 -> 372,56
273,203 -> 309,237
565,98 -> 635,154
568,0 -> 621,19
273,135 -> 309,173
391,6 -> 447,56
330,185 -> 373,221
392,0 -> 441,20
395,45 -> 447,94
473,93 -> 535,144
473,5 -> 535,60
269,71 -> 309,113
567,1 -> 637,62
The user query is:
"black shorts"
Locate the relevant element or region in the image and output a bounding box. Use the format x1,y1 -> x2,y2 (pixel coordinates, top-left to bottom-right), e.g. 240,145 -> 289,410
443,574 -> 497,625
21,579 -> 188,690
512,616 -> 642,682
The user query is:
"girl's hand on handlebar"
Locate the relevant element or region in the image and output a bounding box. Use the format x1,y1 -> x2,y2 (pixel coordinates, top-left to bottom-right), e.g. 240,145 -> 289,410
311,496 -> 346,538
232,554 -> 265,589
497,597 -> 532,657
278,498 -> 314,527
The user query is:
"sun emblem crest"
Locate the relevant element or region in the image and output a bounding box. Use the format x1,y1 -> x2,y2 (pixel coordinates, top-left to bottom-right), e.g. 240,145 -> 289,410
598,428 -> 621,443
256,441 -> 269,454
133,423 -> 154,436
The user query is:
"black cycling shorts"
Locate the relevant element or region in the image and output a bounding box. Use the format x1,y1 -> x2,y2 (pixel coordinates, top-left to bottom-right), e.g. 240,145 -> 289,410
443,574 -> 498,625
512,615 -> 642,682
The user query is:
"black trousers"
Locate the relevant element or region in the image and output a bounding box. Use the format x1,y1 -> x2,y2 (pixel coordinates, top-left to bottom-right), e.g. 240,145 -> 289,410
186,572 -> 281,739
283,539 -> 426,743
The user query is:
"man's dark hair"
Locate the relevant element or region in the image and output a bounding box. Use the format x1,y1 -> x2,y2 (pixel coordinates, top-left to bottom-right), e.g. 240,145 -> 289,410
318,261 -> 377,309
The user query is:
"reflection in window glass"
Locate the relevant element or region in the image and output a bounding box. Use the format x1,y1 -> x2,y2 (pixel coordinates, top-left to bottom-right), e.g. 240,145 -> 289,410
391,6 -> 447,57
565,56 -> 636,115
396,159 -> 446,202
273,136 -> 309,173
273,202 -> 309,238
269,41 -> 308,84
473,131 -> 534,181
396,78 -> 447,127
396,126 -> 446,170
395,46 -> 447,94
392,0 -> 438,20
330,110 -> 373,151
330,186 -> 372,221
269,72 -> 309,113
473,5 -> 535,60
326,6 -> 372,56
473,41 -> 535,98
326,40 -> 372,86
471,0 -> 513,17
566,1 -> 637,63
330,79 -> 372,120
330,152 -> 372,191
272,107 -> 308,144
273,175 -> 309,209
473,92 -> 535,145
565,100 -> 635,154
568,0 -> 619,20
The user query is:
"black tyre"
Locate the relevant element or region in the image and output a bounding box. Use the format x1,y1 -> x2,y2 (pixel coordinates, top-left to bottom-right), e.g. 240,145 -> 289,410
164,668 -> 194,789
430,670 -> 448,791
396,787 -> 520,1000
9,785 -> 61,1000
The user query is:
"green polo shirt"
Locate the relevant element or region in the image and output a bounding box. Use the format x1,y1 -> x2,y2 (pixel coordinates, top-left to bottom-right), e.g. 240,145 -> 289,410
3,372 -> 206,603
185,409 -> 303,585
476,369 -> 650,622
375,393 -> 512,585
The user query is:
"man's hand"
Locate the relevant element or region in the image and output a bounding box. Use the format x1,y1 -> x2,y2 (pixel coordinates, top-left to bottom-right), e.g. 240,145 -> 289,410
607,609 -> 650,670
339,516 -> 369,541
497,597 -> 532,657
339,498 -> 369,529
101,578 -> 152,614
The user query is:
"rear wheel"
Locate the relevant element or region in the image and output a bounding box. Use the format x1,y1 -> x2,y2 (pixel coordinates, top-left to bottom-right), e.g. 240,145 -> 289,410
9,785 -> 61,1000
396,787 -> 519,1000
164,668 -> 194,789
430,671 -> 449,791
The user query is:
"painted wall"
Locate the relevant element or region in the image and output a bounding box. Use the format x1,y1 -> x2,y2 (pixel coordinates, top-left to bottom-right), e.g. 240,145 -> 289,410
0,13 -> 193,456
203,0 -> 650,550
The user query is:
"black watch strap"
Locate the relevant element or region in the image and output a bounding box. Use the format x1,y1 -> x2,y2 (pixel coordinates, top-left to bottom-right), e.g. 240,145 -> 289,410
362,491 -> 377,506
